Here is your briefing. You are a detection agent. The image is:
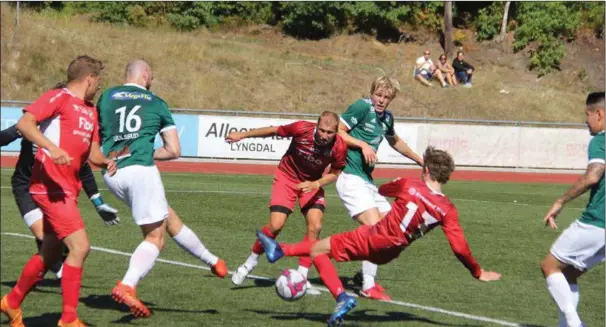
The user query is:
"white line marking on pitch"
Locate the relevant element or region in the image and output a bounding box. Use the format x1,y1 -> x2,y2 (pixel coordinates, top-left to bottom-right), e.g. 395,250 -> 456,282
2,232 -> 523,326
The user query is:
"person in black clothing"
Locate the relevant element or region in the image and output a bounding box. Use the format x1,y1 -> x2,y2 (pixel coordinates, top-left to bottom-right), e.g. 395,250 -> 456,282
0,123 -> 120,276
452,51 -> 474,87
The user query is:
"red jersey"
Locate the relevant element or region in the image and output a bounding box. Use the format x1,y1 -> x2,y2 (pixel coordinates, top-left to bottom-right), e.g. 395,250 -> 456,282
276,121 -> 347,181
25,88 -> 99,198
375,177 -> 482,278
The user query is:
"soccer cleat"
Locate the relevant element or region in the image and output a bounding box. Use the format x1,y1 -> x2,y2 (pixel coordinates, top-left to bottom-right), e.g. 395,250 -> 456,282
352,271 -> 385,292
305,281 -> 322,296
1,295 -> 24,327
327,293 -> 357,327
57,318 -> 87,327
211,259 -> 228,278
255,230 -> 284,263
231,265 -> 252,286
112,282 -> 151,318
359,285 -> 392,301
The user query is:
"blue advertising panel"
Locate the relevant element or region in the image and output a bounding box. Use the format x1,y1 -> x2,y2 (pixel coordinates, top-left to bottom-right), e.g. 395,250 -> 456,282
0,107 -> 25,151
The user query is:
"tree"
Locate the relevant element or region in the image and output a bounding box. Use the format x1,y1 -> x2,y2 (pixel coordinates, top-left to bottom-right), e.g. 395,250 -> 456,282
499,1 -> 511,40
443,1 -> 453,56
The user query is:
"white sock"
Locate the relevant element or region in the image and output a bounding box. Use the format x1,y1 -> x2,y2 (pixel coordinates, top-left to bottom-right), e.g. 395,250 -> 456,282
297,266 -> 309,279
244,252 -> 259,271
172,225 -> 219,266
122,241 -> 160,288
558,284 -> 580,327
547,273 -> 582,327
362,261 -> 378,291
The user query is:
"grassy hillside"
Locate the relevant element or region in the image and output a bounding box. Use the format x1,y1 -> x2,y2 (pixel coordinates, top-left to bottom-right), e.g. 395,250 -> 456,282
1,4 -> 604,123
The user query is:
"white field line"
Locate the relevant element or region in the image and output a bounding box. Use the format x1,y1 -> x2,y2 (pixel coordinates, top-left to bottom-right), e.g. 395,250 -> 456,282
2,231 -> 524,327
0,186 -> 584,210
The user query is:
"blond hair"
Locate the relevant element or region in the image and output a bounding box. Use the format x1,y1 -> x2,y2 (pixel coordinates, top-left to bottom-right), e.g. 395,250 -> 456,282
370,76 -> 400,99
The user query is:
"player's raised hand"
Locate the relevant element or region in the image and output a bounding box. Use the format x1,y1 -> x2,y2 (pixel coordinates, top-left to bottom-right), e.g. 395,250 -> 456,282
104,159 -> 117,176
49,146 -> 73,165
478,269 -> 501,282
361,144 -> 377,166
296,181 -> 321,193
543,200 -> 563,229
225,132 -> 245,143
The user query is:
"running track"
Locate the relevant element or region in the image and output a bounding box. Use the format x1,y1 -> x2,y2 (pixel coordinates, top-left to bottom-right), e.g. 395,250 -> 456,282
0,156 -> 579,184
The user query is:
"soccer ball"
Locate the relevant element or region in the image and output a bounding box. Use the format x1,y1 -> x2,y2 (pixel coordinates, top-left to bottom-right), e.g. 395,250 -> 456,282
275,269 -> 307,301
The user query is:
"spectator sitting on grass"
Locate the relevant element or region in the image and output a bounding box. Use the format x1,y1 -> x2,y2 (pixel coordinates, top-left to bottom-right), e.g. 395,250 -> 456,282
436,53 -> 457,87
414,49 -> 448,88
452,51 -> 474,88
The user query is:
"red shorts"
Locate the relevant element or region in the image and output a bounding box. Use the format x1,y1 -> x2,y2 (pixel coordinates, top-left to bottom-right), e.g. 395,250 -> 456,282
330,225 -> 403,265
269,170 -> 326,214
32,193 -> 85,240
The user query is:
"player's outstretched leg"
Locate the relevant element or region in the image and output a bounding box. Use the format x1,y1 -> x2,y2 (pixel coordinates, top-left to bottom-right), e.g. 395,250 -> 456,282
233,222 -> 282,286
256,230 -> 284,263
166,208 -> 227,278
327,293 -> 357,327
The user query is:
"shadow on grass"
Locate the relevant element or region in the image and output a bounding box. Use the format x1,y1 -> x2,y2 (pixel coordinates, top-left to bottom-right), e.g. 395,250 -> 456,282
247,308 -> 481,326
21,313 -> 98,327
230,278 -> 275,290
80,294 -> 219,324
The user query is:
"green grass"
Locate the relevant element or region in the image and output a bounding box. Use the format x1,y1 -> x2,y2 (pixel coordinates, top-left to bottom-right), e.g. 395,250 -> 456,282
1,168 -> 604,327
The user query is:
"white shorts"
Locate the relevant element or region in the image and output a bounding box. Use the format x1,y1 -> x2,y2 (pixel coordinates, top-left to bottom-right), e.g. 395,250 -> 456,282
23,208 -> 43,228
336,172 -> 391,218
550,220 -> 605,271
103,165 -> 169,226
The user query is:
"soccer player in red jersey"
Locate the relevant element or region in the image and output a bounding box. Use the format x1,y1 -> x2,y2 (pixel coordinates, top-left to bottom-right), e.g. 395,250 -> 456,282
226,111 -> 347,294
256,146 -> 501,326
1,56 -> 116,327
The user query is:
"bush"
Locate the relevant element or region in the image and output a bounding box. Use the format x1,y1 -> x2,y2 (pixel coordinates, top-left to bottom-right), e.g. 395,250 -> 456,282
514,2 -> 579,75
475,2 -> 504,41
279,2 -> 349,39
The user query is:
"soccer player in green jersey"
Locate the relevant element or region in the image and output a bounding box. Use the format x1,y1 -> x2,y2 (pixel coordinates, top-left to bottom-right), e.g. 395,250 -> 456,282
541,91 -> 605,327
336,76 -> 423,300
96,59 -> 227,318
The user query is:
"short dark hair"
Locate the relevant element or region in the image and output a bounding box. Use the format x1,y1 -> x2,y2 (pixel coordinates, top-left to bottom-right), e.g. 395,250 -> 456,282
67,55 -> 104,83
423,146 -> 455,184
586,92 -> 605,112
317,111 -> 339,130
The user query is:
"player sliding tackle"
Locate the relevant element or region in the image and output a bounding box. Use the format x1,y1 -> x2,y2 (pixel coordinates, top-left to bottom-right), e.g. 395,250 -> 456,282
96,59 -> 227,318
226,111 -> 348,295
256,147 -> 501,326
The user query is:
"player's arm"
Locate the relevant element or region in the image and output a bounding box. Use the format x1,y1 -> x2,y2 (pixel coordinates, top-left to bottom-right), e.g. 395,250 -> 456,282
338,122 -> 376,165
0,124 -> 22,147
442,210 -> 501,281
226,126 -> 279,143
543,162 -> 605,228
386,133 -> 423,167
296,167 -> 343,193
16,112 -> 72,165
154,128 -> 181,160
80,162 -> 120,226
378,178 -> 406,198
88,141 -> 116,175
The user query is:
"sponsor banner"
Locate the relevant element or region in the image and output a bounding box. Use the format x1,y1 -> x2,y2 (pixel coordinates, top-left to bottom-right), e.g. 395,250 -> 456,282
419,124 -> 521,167
518,126 -> 589,169
0,107 -> 24,151
197,115 -> 299,159
154,114 -> 199,157
375,123 -> 420,164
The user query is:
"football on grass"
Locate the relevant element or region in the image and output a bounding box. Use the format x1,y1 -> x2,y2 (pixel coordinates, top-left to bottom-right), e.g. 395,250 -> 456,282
275,269 -> 307,301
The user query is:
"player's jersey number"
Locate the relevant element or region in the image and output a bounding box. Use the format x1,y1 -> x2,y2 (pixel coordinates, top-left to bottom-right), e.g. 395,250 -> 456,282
115,105 -> 142,133
400,202 -> 438,242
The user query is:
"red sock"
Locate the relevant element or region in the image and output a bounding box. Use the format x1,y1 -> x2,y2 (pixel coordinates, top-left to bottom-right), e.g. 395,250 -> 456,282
60,264 -> 83,323
251,226 -> 278,255
281,239 -> 317,257
297,235 -> 313,268
313,254 -> 344,299
7,254 -> 47,308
